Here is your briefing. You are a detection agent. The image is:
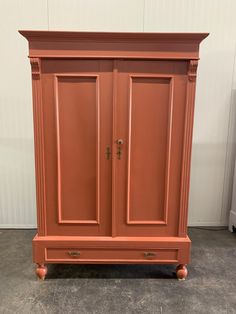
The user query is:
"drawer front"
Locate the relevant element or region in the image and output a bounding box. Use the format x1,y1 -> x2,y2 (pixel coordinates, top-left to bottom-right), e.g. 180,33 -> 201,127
45,247 -> 178,263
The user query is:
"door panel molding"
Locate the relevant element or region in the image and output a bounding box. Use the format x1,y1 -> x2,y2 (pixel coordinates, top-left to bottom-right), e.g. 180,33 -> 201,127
54,73 -> 101,225
126,74 -> 174,225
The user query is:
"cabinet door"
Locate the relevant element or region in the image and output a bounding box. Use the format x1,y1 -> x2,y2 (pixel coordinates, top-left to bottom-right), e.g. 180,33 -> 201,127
41,60 -> 113,236
113,60 -> 188,237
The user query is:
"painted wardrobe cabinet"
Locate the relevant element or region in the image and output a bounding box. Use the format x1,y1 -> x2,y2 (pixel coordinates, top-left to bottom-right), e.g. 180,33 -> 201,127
20,31 -> 208,280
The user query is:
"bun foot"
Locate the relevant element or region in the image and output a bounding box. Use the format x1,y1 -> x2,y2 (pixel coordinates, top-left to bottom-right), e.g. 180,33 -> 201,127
176,264 -> 188,280
36,264 -> 47,280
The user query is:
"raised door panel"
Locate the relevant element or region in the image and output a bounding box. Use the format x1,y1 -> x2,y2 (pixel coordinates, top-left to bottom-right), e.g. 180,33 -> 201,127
56,75 -> 99,224
128,76 -> 171,224
114,60 -> 188,237
41,60 -> 113,236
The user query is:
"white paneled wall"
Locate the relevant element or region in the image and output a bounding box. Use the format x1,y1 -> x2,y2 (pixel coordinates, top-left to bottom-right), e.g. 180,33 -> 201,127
0,0 -> 48,227
0,0 -> 236,227
48,0 -> 144,32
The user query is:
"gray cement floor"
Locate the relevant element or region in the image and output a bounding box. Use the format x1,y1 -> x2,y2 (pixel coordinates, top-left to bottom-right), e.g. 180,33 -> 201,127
0,228 -> 236,314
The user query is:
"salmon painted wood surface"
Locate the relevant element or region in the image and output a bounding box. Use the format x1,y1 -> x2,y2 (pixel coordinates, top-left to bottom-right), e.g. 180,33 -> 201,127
19,31 -> 208,280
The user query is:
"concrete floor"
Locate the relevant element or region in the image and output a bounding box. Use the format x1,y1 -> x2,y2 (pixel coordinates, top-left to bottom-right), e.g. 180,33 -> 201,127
0,228 -> 236,314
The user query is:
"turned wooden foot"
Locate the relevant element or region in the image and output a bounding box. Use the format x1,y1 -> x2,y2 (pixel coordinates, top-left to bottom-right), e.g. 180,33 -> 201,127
176,264 -> 188,280
36,264 -> 48,280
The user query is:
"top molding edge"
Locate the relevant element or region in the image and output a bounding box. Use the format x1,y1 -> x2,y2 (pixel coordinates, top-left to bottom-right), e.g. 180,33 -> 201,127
19,30 -> 209,44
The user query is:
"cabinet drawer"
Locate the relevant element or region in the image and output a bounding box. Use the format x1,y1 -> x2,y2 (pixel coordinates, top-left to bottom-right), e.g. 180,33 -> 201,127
45,247 -> 178,263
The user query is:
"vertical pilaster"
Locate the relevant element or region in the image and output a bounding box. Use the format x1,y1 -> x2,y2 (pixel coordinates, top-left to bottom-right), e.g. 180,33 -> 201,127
179,60 -> 198,237
30,58 -> 46,236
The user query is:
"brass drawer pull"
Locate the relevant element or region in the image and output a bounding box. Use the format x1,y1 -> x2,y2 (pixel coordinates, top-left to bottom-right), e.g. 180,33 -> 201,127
144,252 -> 156,258
68,251 -> 80,257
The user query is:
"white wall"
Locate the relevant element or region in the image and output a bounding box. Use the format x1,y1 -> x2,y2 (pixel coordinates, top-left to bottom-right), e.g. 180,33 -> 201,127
0,0 -> 236,228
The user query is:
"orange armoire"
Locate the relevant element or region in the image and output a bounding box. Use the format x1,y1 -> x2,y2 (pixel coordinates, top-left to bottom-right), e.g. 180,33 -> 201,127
20,31 -> 208,280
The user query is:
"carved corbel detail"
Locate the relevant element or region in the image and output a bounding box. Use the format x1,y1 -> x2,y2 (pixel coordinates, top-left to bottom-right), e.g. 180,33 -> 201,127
188,60 -> 198,82
30,58 -> 41,79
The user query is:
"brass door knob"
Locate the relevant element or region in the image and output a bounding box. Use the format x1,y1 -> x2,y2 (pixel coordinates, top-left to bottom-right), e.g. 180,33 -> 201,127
116,139 -> 124,159
116,139 -> 124,145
